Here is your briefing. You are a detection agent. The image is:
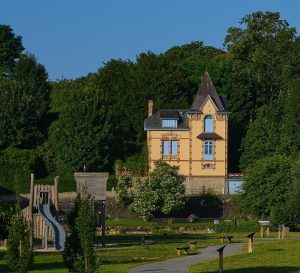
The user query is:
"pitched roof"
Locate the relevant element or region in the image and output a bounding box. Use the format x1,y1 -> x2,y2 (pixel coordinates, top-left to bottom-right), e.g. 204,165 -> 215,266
191,72 -> 227,111
144,109 -> 190,131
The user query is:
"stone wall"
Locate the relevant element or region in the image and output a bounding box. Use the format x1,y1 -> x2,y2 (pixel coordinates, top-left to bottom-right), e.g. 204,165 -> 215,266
184,177 -> 226,195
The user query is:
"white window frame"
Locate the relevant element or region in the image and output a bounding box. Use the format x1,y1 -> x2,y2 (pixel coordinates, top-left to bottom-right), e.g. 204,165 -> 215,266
162,139 -> 178,159
162,119 -> 178,128
203,140 -> 214,160
204,115 -> 213,132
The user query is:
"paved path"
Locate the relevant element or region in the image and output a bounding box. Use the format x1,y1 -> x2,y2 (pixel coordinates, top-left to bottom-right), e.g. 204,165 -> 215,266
129,243 -> 244,273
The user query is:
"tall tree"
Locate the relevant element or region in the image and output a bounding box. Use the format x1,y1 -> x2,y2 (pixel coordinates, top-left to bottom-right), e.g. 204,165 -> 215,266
240,103 -> 282,170
240,155 -> 292,220
49,78 -> 113,172
224,11 -> 297,170
0,55 -> 49,149
0,25 -> 24,76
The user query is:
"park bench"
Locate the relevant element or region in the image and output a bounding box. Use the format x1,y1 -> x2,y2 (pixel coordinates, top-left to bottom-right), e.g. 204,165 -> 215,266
219,236 -> 226,243
188,240 -> 198,248
175,246 -> 190,256
123,228 -> 151,239
219,236 -> 234,243
141,234 -> 153,247
227,236 -> 234,243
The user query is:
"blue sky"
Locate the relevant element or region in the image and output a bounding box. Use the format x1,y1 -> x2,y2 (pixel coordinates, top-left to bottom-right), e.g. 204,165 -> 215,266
1,1 -> 299,80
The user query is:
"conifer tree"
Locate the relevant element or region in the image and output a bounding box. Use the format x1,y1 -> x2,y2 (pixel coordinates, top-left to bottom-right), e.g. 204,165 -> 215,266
63,192 -> 98,273
75,191 -> 97,273
6,175 -> 33,273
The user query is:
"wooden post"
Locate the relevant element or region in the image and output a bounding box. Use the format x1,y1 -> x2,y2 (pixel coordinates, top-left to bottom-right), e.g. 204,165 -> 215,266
29,173 -> 35,249
246,232 -> 255,253
54,176 -> 59,211
282,225 -> 285,240
260,226 -> 264,237
101,202 -> 106,247
216,245 -> 226,273
45,225 -> 48,250
266,226 -> 270,237
19,240 -> 23,256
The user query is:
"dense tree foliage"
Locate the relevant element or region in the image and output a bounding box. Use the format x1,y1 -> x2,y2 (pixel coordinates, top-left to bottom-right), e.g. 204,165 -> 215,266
130,161 -> 186,217
0,25 -> 23,76
48,77 -> 112,172
0,200 -> 12,242
224,11 -> 299,169
240,155 -> 292,219
1,11 -> 300,226
116,175 -> 134,208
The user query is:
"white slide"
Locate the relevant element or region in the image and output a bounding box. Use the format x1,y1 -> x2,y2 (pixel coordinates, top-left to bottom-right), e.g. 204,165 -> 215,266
38,202 -> 66,251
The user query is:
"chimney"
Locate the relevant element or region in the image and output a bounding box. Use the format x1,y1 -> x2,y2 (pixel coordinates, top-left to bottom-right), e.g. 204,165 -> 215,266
148,100 -> 153,117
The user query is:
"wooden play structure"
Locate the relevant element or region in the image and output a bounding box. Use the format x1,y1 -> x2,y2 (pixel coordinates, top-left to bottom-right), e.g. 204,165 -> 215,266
74,172 -> 108,246
20,172 -> 108,251
22,174 -> 65,251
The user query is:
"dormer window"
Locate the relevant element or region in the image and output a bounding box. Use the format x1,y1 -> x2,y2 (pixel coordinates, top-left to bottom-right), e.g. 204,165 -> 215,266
204,115 -> 213,132
162,119 -> 178,128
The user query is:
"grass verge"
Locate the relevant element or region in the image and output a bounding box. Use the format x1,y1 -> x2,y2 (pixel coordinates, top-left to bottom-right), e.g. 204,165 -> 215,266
189,239 -> 300,273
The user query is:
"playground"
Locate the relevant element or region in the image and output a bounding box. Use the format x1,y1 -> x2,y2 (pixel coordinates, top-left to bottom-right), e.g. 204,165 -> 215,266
6,172 -> 108,252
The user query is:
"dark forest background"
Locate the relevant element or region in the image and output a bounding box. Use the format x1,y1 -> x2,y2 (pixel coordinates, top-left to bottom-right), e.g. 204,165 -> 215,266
1,11 -> 300,223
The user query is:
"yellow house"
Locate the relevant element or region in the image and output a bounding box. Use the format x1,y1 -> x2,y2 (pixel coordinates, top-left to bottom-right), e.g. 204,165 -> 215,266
144,72 -> 230,194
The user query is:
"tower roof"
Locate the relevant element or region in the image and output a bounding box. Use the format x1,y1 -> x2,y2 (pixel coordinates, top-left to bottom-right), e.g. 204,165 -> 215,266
191,72 -> 227,111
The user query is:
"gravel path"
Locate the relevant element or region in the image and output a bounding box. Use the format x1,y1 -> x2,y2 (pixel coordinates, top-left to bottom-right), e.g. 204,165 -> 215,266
129,243 -> 244,273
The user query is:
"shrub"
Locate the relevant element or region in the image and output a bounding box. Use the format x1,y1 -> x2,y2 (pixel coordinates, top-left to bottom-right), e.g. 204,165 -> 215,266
0,147 -> 38,193
6,195 -> 33,273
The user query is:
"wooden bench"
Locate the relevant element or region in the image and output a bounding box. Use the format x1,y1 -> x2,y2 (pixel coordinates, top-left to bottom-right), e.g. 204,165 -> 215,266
141,234 -> 153,247
175,246 -> 190,256
219,236 -> 226,243
188,240 -> 198,249
227,236 -> 234,243
219,236 -> 234,243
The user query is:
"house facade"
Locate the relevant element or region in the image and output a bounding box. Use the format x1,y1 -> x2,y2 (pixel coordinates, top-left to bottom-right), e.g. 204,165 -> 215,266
144,72 -> 230,194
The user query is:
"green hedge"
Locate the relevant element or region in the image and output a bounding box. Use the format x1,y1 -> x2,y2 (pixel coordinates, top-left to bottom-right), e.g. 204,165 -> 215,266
0,147 -> 38,193
210,220 -> 260,233
0,147 -> 77,193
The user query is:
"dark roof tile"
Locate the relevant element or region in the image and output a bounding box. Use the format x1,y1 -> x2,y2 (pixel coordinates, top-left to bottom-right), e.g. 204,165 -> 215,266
191,72 -> 227,111
197,132 -> 223,140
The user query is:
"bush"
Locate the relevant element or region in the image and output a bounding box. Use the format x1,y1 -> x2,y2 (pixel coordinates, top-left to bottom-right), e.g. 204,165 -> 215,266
107,174 -> 117,191
0,147 -> 38,193
6,202 -> 33,273
0,200 -> 13,241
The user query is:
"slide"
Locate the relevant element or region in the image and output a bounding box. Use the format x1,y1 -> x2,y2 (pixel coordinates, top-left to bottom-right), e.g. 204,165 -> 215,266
38,202 -> 66,251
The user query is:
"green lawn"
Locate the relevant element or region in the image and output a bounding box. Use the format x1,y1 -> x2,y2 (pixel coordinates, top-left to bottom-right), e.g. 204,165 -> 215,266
189,239 -> 300,273
0,233 -> 217,273
1,233 -> 300,273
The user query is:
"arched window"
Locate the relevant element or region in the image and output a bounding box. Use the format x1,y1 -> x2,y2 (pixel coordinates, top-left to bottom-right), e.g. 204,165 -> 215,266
204,115 -> 213,132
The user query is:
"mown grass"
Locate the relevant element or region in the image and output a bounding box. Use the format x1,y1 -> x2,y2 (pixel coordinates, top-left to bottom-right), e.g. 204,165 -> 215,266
189,239 -> 300,273
0,233 -> 217,273
1,233 -> 300,273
